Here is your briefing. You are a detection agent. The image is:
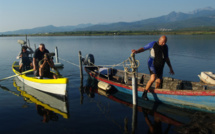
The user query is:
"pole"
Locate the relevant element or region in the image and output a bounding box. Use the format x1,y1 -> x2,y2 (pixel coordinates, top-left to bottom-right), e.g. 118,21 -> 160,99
132,73 -> 137,105
25,35 -> 27,46
55,46 -> 59,63
79,77 -> 84,104
131,53 -> 137,105
79,51 -> 83,79
131,104 -> 137,134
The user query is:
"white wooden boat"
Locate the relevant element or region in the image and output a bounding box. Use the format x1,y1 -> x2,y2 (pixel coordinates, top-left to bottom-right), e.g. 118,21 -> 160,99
198,72 -> 215,85
12,61 -> 68,96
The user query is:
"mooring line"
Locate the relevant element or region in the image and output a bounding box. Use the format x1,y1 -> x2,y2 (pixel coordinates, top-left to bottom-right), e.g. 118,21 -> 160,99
58,56 -> 135,70
58,57 -> 79,67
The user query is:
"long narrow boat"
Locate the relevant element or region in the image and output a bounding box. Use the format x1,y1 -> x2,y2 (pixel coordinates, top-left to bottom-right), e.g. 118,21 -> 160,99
83,77 -> 215,133
198,71 -> 215,85
12,61 -> 68,96
85,66 -> 215,112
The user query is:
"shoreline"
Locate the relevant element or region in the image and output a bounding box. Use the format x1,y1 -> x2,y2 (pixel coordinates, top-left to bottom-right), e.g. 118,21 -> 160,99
1,30 -> 215,37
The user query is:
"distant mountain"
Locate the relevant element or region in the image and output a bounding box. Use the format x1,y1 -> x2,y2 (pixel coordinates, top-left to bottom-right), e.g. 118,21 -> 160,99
1,7 -> 215,35
76,7 -> 215,31
0,23 -> 93,35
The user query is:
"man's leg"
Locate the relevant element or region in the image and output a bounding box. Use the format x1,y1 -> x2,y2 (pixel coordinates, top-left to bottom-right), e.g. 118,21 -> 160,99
19,63 -> 23,72
155,78 -> 161,89
39,67 -> 44,77
145,74 -> 156,90
143,74 -> 156,101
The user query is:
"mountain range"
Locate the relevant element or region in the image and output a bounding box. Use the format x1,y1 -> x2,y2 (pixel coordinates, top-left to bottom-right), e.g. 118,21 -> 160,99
1,7 -> 215,35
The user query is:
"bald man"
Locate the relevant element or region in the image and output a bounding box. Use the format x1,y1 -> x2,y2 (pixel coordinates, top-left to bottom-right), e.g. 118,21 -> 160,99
132,35 -> 174,100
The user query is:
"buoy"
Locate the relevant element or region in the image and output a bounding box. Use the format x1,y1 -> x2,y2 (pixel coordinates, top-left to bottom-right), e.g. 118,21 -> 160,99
98,81 -> 111,91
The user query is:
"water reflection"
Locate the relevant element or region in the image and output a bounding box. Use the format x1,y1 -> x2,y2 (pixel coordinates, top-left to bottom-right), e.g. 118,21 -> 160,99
36,104 -> 59,123
0,77 -> 69,123
82,76 -> 215,134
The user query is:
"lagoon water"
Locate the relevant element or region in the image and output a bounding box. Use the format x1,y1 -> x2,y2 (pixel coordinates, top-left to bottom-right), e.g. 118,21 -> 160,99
0,35 -> 215,134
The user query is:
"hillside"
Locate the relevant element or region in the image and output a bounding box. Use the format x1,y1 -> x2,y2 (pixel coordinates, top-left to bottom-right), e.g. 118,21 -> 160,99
76,8 -> 215,31
1,7 -> 215,35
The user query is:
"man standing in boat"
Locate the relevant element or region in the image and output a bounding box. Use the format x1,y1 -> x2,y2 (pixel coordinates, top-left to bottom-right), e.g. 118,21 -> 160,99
33,43 -> 49,76
132,35 -> 174,100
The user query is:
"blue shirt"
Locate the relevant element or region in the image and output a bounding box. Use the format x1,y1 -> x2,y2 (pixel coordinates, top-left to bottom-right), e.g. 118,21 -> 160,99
143,41 -> 169,59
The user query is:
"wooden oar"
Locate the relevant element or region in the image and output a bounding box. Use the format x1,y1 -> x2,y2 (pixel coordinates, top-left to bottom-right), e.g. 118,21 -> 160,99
0,69 -> 34,82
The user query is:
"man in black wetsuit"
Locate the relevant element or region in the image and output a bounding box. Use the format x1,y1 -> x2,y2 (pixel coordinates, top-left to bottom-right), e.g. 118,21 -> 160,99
132,35 -> 174,100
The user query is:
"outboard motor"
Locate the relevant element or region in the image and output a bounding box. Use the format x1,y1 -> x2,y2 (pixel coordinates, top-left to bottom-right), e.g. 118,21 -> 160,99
17,40 -> 26,45
84,54 -> 95,66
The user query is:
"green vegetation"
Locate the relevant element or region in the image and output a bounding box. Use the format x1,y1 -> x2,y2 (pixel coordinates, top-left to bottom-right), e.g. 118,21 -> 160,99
1,28 -> 215,37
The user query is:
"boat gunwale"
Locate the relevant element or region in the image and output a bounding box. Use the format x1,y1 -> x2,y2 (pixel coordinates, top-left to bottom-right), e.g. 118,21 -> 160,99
85,67 -> 215,96
12,61 -> 68,84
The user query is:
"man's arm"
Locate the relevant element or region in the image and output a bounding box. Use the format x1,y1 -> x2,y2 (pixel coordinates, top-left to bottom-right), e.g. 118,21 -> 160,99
16,51 -> 22,59
39,60 -> 47,69
165,58 -> 174,75
33,58 -> 36,71
47,59 -> 55,68
132,48 -> 145,54
132,41 -> 156,54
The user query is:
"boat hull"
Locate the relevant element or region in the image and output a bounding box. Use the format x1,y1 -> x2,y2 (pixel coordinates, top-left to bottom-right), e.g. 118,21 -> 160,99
115,86 -> 215,111
85,66 -> 215,112
12,62 -> 68,96
198,72 -> 215,85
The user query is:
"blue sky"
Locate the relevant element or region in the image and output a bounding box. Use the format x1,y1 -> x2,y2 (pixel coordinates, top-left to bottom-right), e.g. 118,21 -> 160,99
0,0 -> 214,32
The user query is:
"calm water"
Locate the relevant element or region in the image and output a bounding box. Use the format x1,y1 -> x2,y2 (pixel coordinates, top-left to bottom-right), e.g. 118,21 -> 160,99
0,35 -> 215,134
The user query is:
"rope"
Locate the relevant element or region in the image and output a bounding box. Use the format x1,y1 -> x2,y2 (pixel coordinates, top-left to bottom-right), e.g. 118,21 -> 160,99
58,57 -> 79,67
58,54 -> 139,71
87,58 -> 132,69
96,60 -> 130,68
111,59 -> 130,68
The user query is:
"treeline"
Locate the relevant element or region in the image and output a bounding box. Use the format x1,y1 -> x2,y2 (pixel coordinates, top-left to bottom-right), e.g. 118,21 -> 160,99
20,30 -> 215,36
1,29 -> 215,37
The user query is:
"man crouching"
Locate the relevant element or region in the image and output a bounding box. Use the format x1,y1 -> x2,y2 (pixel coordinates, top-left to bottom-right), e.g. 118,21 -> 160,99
39,53 -> 57,79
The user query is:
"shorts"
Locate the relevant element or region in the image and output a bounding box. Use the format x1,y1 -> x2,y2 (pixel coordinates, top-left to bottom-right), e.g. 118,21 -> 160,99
148,58 -> 163,79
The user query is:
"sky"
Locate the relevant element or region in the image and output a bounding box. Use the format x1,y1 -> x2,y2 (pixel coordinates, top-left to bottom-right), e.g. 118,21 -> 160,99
0,0 -> 215,32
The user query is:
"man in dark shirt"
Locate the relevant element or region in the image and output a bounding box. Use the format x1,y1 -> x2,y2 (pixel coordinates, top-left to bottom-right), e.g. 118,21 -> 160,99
132,36 -> 174,100
33,43 -> 49,76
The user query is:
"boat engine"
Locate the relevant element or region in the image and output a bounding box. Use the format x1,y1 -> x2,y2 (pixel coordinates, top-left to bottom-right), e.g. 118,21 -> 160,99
17,40 -> 26,45
83,54 -> 94,66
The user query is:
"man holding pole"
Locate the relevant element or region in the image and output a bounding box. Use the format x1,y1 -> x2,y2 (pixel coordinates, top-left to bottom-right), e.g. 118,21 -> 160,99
132,35 -> 174,100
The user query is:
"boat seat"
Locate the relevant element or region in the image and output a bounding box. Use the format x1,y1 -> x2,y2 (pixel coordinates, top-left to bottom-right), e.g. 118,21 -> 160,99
112,75 -> 124,83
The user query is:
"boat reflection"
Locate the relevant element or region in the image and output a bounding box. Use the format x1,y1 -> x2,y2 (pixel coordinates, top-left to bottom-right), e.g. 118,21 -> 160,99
83,76 -> 215,133
0,77 -> 69,122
